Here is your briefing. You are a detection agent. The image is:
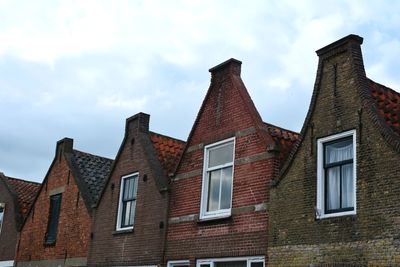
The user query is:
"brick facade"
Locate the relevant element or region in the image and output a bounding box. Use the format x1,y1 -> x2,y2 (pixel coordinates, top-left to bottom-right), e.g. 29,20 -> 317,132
268,35 -> 400,266
16,138 -> 112,267
87,113 -> 184,267
165,59 -> 297,267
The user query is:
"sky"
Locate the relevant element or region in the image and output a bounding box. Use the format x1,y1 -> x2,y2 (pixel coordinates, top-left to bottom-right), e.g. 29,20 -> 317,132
1,0 -> 400,183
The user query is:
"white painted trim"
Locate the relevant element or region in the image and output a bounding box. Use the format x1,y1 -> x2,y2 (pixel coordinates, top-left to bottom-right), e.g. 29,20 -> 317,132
197,256 -> 264,267
0,203 -> 5,235
0,260 -> 14,267
316,130 -> 357,219
116,172 -> 139,231
200,137 -> 236,220
168,260 -> 190,267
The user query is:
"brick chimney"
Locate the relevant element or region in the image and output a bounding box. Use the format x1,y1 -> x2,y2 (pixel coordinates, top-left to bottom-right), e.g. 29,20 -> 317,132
316,34 -> 363,58
56,138 -> 73,159
125,112 -> 150,135
209,58 -> 242,82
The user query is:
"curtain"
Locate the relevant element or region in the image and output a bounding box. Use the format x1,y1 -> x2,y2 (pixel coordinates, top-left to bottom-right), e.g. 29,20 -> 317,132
326,140 -> 353,164
342,163 -> 354,208
327,166 -> 340,210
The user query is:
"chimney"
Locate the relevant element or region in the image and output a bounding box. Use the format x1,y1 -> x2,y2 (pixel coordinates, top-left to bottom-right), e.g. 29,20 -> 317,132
125,112 -> 150,135
209,58 -> 242,82
316,34 -> 363,58
56,138 -> 73,158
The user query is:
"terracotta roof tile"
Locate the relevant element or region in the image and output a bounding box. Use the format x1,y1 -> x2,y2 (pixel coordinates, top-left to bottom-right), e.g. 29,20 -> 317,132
263,122 -> 300,168
369,79 -> 400,137
150,132 -> 185,175
5,176 -> 40,220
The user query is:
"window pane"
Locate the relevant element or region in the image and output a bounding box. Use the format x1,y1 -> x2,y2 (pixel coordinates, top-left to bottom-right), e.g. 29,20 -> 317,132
207,170 -> 221,211
215,261 -> 246,267
326,166 -> 340,211
0,205 -> 4,232
208,142 -> 234,168
128,200 -> 136,226
325,138 -> 353,164
46,194 -> 62,243
342,163 -> 354,208
123,177 -> 137,200
250,262 -> 264,267
220,167 -> 232,209
123,201 -> 132,227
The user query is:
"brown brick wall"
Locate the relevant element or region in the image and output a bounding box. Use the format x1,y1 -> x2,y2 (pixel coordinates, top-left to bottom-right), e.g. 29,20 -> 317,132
268,37 -> 400,266
87,116 -> 168,267
165,60 -> 273,265
0,181 -> 18,262
16,155 -> 91,263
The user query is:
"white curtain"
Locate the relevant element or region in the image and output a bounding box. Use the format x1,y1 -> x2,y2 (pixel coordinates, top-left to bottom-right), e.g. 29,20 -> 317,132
326,141 -> 353,164
327,166 -> 340,210
342,163 -> 354,208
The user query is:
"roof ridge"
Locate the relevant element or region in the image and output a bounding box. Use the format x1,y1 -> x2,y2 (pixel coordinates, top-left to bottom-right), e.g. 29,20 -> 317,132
5,176 -> 41,185
73,149 -> 114,162
367,77 -> 400,96
263,121 -> 300,136
149,131 -> 186,143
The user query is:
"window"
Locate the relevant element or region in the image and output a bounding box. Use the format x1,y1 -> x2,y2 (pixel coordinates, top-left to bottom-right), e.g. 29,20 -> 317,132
168,260 -> 190,267
200,137 -> 235,220
317,130 -> 356,218
197,256 -> 264,267
116,173 -> 138,231
45,194 -> 62,245
0,203 -> 5,234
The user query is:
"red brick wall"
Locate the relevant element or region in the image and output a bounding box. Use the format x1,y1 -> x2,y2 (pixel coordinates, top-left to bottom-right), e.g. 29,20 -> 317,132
166,61 -> 274,264
0,180 -> 18,262
16,155 -> 91,262
88,115 -> 168,267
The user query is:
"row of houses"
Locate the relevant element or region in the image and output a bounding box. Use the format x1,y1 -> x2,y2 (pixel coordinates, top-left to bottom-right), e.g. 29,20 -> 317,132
1,34 -> 399,267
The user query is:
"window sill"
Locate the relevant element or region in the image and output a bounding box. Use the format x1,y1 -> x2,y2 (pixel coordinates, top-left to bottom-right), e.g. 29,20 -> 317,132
197,214 -> 232,224
316,210 -> 356,220
113,228 -> 134,235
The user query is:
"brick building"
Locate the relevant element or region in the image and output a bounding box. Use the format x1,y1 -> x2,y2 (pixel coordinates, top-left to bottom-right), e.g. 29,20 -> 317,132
87,113 -> 185,267
0,173 -> 39,267
268,35 -> 400,265
165,59 -> 298,267
16,138 -> 113,267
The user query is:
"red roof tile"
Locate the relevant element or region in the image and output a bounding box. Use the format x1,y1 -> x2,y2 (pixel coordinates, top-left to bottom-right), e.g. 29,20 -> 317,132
263,122 -> 300,167
5,176 -> 40,219
369,79 -> 400,137
150,132 -> 185,175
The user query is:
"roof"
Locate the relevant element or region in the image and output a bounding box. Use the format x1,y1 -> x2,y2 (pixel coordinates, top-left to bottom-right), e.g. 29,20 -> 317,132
263,122 -> 300,167
149,132 -> 185,175
4,176 -> 40,220
71,150 -> 114,207
369,78 -> 400,137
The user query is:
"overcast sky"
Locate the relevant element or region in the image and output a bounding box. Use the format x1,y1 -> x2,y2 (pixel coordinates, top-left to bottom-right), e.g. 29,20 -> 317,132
1,0 -> 400,183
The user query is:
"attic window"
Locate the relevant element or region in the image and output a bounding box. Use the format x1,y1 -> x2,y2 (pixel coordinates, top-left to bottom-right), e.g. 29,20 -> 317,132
0,203 -> 5,234
316,130 -> 357,219
200,137 -> 235,220
116,173 -> 138,231
45,194 -> 62,245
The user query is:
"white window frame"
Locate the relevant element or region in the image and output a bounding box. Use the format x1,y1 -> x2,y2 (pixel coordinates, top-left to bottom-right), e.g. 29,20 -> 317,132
316,130 -> 357,219
168,260 -> 190,267
200,137 -> 235,220
0,203 -> 4,234
197,256 -> 264,267
116,172 -> 139,231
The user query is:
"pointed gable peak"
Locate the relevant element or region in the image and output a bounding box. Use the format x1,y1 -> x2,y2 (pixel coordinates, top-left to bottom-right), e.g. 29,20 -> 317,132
209,58 -> 242,82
